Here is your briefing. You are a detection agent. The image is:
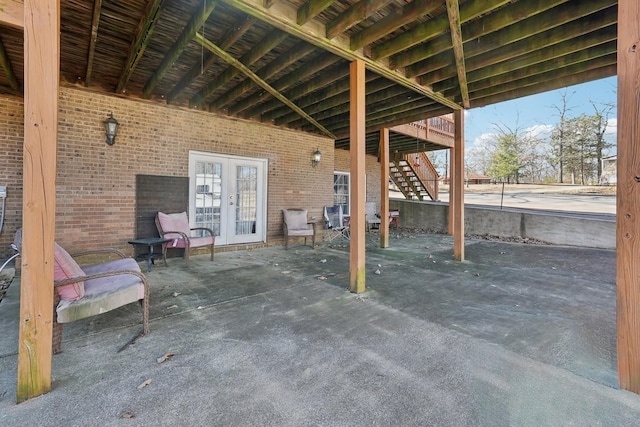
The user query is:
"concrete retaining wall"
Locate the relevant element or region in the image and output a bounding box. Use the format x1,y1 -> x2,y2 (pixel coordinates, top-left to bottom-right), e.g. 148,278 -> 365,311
389,199 -> 615,249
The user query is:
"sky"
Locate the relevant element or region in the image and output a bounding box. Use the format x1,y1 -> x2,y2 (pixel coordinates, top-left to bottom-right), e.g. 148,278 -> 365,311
463,75 -> 618,152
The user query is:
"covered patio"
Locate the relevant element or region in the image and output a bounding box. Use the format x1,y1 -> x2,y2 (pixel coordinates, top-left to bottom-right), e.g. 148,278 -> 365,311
4,0 -> 640,405
2,235 -> 640,424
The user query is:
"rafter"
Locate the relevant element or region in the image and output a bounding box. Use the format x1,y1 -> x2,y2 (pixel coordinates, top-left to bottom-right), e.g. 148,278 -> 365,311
116,0 -> 165,94
190,29 -> 288,108
350,0 -> 441,50
462,52 -> 616,101
283,78 -> 397,127
251,62 -> 351,119
439,39 -> 617,94
221,0 -> 460,110
194,33 -> 335,139
232,52 -> 343,116
326,0 -> 394,40
84,0 -> 102,87
445,0 -> 468,108
470,65 -> 615,108
394,0 -> 612,70
297,0 -> 335,25
414,10 -> 617,83
167,15 -> 257,103
143,0 -> 218,98
372,0 -> 511,61
210,40 -> 315,111
0,36 -> 18,91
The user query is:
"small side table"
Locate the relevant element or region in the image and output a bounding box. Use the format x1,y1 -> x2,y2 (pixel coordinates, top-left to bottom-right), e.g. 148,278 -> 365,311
128,237 -> 172,272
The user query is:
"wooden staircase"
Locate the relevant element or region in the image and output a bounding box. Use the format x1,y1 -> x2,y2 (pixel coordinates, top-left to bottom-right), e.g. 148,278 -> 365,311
390,152 -> 439,200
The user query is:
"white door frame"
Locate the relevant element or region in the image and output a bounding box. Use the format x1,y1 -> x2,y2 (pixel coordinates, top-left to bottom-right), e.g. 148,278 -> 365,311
189,150 -> 268,246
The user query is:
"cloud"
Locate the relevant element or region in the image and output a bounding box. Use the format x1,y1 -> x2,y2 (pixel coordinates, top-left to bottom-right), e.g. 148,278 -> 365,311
605,117 -> 617,135
525,124 -> 554,139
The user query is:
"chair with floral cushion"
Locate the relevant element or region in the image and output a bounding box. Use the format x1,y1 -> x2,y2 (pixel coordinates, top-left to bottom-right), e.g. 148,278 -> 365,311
12,229 -> 150,354
155,211 -> 215,266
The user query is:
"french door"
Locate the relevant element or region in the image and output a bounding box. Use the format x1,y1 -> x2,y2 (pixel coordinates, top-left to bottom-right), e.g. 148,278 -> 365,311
189,151 -> 267,246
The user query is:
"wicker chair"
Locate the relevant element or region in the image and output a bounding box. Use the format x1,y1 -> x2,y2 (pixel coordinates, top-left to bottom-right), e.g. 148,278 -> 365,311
12,229 -> 149,354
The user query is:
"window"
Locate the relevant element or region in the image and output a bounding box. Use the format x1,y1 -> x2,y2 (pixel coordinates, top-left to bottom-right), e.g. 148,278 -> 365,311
333,172 -> 350,215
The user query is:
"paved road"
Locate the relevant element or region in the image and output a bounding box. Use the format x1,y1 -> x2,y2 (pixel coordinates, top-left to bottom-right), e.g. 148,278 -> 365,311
437,189 -> 616,216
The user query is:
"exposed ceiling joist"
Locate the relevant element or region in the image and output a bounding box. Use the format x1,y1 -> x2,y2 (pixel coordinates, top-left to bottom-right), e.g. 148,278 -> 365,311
374,0 -> 511,62
84,0 -> 103,87
167,15 -> 256,103
297,0 -> 335,25
190,29 -> 288,108
416,12 -> 617,84
143,0 -> 218,97
237,52 -> 344,117
326,0 -> 394,40
349,0 -> 441,50
221,0 -> 461,110
116,0 -> 165,94
194,33 -> 336,139
0,36 -> 17,91
445,0 -> 468,108
210,40 -> 316,111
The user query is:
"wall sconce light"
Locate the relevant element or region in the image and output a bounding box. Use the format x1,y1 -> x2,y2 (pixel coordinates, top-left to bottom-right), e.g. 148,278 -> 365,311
104,112 -> 120,145
312,147 -> 321,168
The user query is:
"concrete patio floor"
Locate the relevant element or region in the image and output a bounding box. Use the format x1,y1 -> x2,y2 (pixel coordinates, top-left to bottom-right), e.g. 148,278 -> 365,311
2,232 -> 640,426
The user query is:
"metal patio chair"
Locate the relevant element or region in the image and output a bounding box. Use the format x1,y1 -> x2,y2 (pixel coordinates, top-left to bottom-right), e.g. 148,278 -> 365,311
324,205 -> 350,241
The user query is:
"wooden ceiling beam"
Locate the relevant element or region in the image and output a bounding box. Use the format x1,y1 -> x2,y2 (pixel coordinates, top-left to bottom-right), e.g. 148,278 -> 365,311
297,0 -> 334,25
0,0 -> 23,30
392,0 -> 567,69
350,0 -> 441,50
283,78 -> 399,127
210,40 -> 316,111
221,0 -> 460,110
168,15 -> 257,103
84,0 -> 102,87
462,53 -> 616,102
143,0 -> 217,98
470,65 -> 616,109
372,0 -> 511,61
439,39 -> 617,94
332,105 -> 452,139
253,63 -> 351,119
318,96 -> 430,132
326,0 -> 394,40
116,0 -> 165,94
235,52 -> 343,116
414,8 -> 617,84
189,29 -> 288,108
0,36 -> 18,91
445,0 -> 468,108
265,77 -> 352,122
194,33 -> 335,139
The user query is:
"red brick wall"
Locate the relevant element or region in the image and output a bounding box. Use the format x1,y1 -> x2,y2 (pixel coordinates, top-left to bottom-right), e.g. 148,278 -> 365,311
1,86 -> 383,256
0,95 -> 24,258
334,147 -> 384,207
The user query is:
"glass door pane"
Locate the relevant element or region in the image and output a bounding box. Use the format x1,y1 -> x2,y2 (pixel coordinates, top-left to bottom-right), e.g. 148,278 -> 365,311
234,165 -> 258,235
194,160 -> 222,237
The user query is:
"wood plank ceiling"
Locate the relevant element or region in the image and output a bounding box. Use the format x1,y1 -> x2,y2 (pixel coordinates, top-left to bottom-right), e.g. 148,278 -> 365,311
0,0 -> 617,155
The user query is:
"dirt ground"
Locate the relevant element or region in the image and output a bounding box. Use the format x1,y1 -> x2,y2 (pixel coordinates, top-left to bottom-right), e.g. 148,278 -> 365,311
440,183 -> 617,195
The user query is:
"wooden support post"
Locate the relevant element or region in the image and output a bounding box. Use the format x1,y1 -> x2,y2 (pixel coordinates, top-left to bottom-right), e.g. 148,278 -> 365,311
380,128 -> 390,248
17,0 -> 59,403
617,0 -> 640,394
452,109 -> 464,261
349,60 -> 366,293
